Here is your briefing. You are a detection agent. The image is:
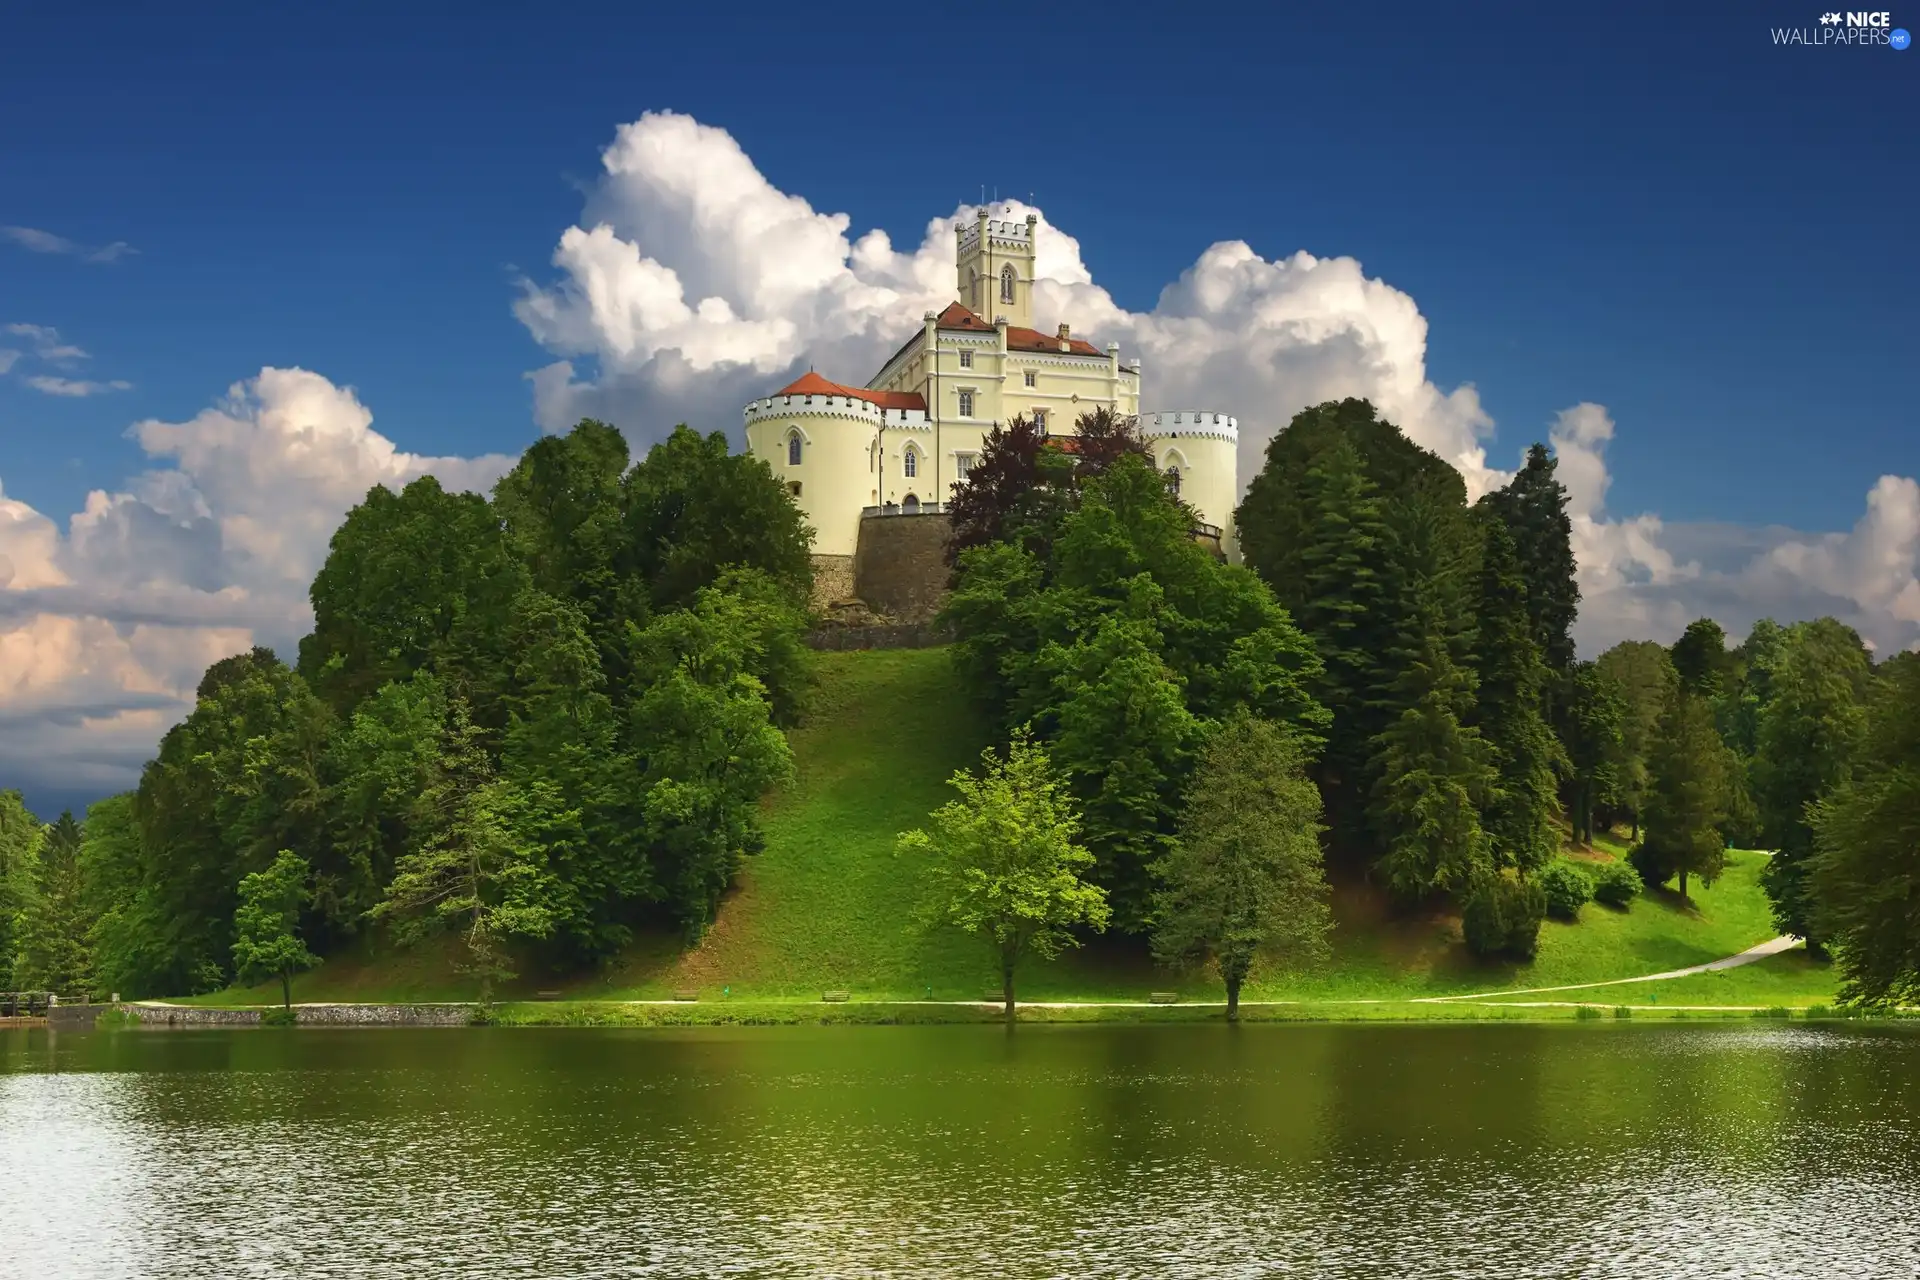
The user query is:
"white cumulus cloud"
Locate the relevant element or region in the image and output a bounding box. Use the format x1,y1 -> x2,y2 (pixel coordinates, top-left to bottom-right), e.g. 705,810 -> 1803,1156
514,112 -> 1504,496
3,112 -> 1913,811
0,368 -> 515,805
514,111 -> 1917,660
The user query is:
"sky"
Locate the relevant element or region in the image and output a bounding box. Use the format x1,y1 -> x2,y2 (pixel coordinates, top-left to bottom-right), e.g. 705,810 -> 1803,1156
1,0 -> 1914,814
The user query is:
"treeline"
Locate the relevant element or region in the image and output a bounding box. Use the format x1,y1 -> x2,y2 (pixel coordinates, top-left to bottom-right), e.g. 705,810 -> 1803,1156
1584,617 -> 1920,1004
6,399 -> 1917,1009
2,423 -> 816,999
946,400 -> 1589,958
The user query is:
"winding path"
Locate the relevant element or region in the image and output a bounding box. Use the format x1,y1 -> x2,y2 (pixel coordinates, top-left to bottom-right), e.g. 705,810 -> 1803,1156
1413,934 -> 1803,1004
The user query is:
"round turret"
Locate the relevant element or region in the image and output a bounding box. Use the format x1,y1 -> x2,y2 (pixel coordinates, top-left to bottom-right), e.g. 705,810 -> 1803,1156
1142,410 -> 1239,559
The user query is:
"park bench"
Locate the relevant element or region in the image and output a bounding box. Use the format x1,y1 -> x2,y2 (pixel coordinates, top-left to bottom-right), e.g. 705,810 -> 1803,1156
533,990 -> 563,1001
672,990 -> 699,1002
1148,992 -> 1180,1005
822,990 -> 851,1003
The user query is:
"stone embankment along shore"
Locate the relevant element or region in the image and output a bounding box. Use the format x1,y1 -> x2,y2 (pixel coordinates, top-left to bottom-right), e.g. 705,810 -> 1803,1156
121,1002 -> 474,1027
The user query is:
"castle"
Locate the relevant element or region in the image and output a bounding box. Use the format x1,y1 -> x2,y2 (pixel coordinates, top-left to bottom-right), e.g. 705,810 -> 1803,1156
742,207 -> 1237,613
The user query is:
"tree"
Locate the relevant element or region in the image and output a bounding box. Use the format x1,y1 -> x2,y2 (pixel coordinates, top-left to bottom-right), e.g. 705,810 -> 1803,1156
492,419 -> 642,684
1636,691 -> 1731,901
0,790 -> 42,981
1595,641 -> 1679,837
1807,655 -> 1920,1007
1470,515 -> 1563,873
371,699 -> 557,1004
621,424 -> 814,614
897,731 -> 1110,1018
1671,618 -> 1733,700
231,851 -> 320,1010
626,582 -> 798,938
1479,442 -> 1580,675
298,476 -> 528,714
1369,614 -> 1496,899
12,811 -> 95,995
1563,662 -> 1626,845
1290,434 -> 1392,841
1753,618 -> 1872,949
1152,716 -> 1331,1021
943,414 -> 1057,567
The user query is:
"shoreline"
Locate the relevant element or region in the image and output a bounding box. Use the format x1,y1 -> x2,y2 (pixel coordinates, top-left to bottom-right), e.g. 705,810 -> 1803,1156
59,996 -> 1902,1029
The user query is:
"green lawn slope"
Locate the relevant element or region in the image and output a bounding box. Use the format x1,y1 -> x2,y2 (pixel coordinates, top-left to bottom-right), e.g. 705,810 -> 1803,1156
190,646 -> 1836,1011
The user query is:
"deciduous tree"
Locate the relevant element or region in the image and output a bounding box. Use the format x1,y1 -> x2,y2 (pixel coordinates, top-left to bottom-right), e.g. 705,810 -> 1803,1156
231,850 -> 320,1010
898,731 -> 1110,1018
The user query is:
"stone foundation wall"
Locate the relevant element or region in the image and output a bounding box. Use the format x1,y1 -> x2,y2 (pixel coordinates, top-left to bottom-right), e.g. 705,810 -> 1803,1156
852,513 -> 952,624
809,553 -> 855,613
125,1002 -> 474,1027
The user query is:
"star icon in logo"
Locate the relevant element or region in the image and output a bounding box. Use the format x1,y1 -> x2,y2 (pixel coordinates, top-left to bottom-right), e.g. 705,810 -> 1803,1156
1820,11 -> 1842,22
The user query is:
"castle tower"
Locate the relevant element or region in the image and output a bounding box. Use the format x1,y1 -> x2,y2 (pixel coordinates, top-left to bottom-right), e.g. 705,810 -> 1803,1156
1143,410 -> 1240,562
955,208 -> 1037,329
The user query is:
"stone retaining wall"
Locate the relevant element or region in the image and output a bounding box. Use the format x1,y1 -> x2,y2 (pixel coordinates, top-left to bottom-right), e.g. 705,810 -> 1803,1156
126,1002 -> 475,1027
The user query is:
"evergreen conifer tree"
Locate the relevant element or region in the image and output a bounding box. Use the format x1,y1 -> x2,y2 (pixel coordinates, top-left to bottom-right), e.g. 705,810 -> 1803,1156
1470,518 -> 1563,873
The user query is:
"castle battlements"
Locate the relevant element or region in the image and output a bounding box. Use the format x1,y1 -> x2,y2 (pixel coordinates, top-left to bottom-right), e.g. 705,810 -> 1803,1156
742,209 -> 1237,578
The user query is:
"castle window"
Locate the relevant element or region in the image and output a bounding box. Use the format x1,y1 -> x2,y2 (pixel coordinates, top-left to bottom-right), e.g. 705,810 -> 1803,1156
1000,264 -> 1015,303
956,452 -> 975,479
1024,370 -> 1036,387
969,269 -> 979,309
904,446 -> 918,478
958,390 -> 974,417
788,481 -> 802,498
1032,408 -> 1047,431
786,431 -> 802,466
959,349 -> 972,369
1165,466 -> 1181,496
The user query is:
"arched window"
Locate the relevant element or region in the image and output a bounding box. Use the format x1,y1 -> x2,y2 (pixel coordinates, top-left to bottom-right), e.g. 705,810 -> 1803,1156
1165,466 -> 1181,496
786,431 -> 802,466
969,269 -> 979,309
903,446 -> 918,478
1000,264 -> 1015,303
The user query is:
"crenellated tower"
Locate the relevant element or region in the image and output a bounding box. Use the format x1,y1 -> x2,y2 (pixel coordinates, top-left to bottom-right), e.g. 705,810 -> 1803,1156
955,209 -> 1037,329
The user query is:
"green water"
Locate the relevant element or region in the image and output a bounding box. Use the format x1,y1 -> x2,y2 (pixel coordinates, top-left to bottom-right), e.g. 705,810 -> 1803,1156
4,1023 -> 1919,1277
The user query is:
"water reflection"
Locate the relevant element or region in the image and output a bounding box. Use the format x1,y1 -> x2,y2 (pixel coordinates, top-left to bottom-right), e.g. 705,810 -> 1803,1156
4,1024 -> 1920,1277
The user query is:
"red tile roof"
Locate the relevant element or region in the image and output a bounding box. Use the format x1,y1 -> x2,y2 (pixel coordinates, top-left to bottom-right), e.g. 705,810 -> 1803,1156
933,301 -> 996,332
933,302 -> 1104,355
1006,325 -> 1104,356
772,371 -> 926,412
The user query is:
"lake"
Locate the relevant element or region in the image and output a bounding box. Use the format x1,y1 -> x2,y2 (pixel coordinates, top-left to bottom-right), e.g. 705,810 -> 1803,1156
4,1022 -> 1919,1277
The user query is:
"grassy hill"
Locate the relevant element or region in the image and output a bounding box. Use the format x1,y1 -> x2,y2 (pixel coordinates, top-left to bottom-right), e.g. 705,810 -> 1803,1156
194,646 -> 1839,1011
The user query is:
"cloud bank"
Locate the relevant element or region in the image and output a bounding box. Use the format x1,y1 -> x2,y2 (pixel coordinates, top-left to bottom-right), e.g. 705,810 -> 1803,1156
0,111 -> 1912,808
0,369 -> 514,804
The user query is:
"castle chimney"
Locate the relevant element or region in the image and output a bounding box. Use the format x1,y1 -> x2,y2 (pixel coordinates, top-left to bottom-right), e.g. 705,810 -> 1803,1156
1057,323 -> 1071,341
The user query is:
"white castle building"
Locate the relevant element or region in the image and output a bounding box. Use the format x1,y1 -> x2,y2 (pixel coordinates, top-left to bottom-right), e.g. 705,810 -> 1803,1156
742,207 -> 1237,584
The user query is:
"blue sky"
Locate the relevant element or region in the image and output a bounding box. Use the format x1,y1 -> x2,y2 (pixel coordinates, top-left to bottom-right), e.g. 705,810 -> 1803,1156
4,0 -> 1911,526
0,0 -> 1914,812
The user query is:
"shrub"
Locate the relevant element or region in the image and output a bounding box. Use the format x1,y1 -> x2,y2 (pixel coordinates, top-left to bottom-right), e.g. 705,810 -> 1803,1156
1612,1006 -> 1632,1019
1539,860 -> 1594,921
1628,841 -> 1676,889
1462,875 -> 1548,960
1592,859 -> 1641,909
260,1006 -> 298,1027
1574,1004 -> 1604,1020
